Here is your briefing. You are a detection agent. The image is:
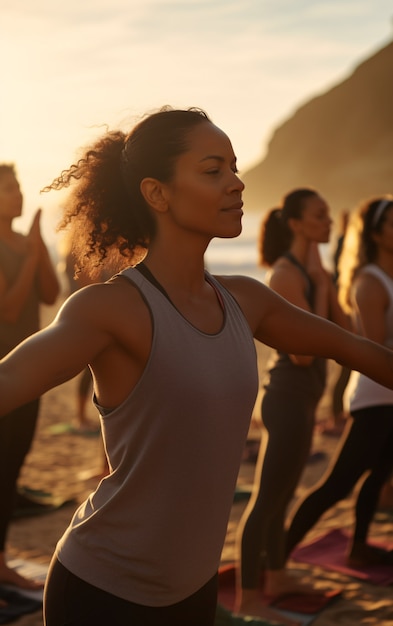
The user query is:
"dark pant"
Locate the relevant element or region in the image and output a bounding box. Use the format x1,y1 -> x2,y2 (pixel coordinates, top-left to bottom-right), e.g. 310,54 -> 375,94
0,399 -> 40,550
286,405 -> 393,556
240,386 -> 320,587
44,558 -> 218,626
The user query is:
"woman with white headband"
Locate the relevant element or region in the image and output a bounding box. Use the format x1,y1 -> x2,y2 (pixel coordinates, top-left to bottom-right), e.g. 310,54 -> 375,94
286,195 -> 393,568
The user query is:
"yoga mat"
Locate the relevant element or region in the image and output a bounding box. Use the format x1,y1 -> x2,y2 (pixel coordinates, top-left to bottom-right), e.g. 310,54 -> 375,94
218,564 -> 341,626
0,560 -> 47,624
291,528 -> 393,585
13,487 -> 76,519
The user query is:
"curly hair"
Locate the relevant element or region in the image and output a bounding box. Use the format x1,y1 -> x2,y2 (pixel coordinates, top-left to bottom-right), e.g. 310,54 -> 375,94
338,196 -> 393,313
43,106 -> 211,277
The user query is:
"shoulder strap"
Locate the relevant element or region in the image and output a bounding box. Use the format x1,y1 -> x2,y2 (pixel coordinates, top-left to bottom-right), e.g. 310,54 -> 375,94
283,252 -> 314,306
135,262 -> 172,302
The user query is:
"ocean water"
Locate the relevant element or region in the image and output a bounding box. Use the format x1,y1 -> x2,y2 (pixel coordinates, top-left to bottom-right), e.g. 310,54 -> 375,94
205,211 -> 334,281
205,212 -> 263,281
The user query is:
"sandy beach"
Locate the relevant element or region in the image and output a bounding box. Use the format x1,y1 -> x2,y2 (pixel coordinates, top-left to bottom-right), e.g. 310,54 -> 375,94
5,301 -> 393,625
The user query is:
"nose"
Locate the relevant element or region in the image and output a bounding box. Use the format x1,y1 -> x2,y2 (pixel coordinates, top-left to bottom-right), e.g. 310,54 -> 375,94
230,171 -> 245,193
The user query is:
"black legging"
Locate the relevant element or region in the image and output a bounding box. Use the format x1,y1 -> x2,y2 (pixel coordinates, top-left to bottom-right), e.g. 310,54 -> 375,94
44,558 -> 218,626
239,385 -> 320,588
0,399 -> 40,550
286,405 -> 393,558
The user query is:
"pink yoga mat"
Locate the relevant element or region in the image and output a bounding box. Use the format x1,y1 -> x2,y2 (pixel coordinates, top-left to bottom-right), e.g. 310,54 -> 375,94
291,528 -> 393,585
218,563 -> 341,617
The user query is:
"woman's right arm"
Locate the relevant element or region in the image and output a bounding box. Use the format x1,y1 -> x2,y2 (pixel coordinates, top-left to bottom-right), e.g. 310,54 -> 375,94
0,285 -> 115,415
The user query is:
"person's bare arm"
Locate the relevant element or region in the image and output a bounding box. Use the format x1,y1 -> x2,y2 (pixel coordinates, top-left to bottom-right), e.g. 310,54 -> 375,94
0,290 -> 109,414
30,209 -> 59,305
352,272 -> 388,344
0,277 -> 152,417
0,210 -> 59,323
223,275 -> 393,390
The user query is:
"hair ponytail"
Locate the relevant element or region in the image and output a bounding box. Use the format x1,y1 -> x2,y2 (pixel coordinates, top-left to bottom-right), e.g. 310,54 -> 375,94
259,188 -> 318,266
259,208 -> 291,266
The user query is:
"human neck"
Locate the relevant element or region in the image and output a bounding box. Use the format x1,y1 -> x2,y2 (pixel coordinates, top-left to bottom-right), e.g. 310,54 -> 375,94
288,239 -> 309,266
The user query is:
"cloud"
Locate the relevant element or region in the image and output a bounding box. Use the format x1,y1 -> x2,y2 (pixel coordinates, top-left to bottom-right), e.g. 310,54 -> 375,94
1,0 -> 391,240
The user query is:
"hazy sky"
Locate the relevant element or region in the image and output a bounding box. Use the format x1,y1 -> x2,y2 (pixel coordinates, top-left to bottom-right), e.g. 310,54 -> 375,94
1,0 -> 392,241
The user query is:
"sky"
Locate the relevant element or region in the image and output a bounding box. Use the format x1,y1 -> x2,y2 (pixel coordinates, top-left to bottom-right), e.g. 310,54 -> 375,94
1,0 -> 392,244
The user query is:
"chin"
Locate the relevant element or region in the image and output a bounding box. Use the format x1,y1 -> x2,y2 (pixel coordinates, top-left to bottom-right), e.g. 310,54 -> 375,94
222,224 -> 242,239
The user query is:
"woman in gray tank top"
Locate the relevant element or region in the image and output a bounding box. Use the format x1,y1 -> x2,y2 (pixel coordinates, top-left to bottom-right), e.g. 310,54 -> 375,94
1,109 -> 393,626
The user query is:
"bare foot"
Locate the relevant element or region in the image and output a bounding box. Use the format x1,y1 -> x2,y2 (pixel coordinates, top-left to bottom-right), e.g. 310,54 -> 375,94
264,569 -> 318,599
0,562 -> 44,590
235,589 -> 301,626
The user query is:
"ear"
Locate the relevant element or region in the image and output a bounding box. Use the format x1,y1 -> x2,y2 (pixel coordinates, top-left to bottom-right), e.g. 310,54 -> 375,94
140,178 -> 168,213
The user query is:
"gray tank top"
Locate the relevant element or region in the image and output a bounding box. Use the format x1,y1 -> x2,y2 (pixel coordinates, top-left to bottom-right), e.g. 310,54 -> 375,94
56,268 -> 258,606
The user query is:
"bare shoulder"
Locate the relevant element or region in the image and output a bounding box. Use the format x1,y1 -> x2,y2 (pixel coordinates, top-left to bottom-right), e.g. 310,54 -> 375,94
56,274 -> 151,337
353,270 -> 388,307
213,274 -> 278,332
268,257 -> 304,291
215,274 -> 268,298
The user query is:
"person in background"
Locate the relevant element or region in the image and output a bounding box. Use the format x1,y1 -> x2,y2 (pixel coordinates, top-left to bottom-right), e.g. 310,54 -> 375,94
0,164 -> 59,588
236,189 -> 349,620
0,111 -> 392,626
286,195 -> 393,567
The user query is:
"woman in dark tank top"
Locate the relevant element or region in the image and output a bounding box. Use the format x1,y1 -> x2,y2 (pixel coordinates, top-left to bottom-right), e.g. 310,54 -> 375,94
236,188 -> 349,619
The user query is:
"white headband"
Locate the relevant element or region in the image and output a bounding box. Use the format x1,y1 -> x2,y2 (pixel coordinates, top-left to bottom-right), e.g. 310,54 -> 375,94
372,198 -> 392,228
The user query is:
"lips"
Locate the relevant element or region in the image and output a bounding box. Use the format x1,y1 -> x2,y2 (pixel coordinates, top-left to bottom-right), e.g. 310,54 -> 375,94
223,201 -> 243,212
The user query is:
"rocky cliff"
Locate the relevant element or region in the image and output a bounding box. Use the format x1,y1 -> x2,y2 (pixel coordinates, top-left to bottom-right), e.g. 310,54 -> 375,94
243,40 -> 393,216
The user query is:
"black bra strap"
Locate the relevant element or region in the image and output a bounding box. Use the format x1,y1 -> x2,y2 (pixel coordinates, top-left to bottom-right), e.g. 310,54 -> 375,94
135,262 -> 172,302
283,252 -> 314,305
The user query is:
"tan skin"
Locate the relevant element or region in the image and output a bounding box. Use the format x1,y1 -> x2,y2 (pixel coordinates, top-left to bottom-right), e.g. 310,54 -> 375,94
0,125 -> 393,616
0,171 -> 59,590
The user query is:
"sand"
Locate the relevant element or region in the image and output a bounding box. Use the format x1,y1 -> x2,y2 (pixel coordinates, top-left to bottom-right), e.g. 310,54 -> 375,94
5,302 -> 393,625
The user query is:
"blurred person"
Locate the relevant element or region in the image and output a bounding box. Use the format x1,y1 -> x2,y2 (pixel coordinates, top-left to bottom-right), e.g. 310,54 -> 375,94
0,164 -> 59,588
286,195 -> 393,567
236,189 -> 349,620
